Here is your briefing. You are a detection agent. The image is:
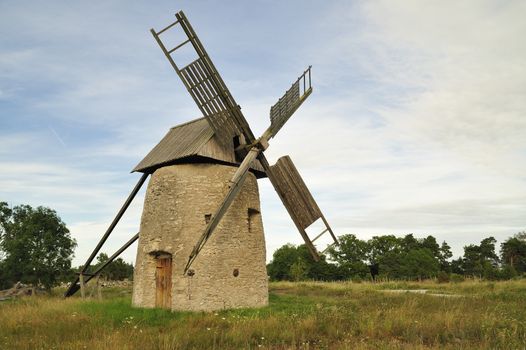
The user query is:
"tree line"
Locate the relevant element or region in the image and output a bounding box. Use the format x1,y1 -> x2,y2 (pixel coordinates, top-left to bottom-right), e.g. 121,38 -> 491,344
0,201 -> 132,290
267,232 -> 526,282
2,200 -> 525,287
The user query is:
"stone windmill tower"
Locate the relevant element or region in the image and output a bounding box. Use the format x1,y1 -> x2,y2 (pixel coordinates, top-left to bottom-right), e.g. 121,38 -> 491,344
64,11 -> 338,312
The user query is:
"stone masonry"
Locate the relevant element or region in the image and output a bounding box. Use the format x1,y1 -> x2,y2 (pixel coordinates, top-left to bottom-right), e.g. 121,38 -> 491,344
132,163 -> 268,311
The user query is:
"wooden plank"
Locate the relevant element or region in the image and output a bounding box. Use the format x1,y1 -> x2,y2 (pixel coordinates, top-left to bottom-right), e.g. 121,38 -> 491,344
155,259 -> 163,307
183,147 -> 260,273
96,275 -> 102,300
312,228 -> 329,243
64,174 -> 148,298
79,274 -> 85,299
270,156 -> 322,229
155,256 -> 172,309
268,67 -> 313,138
175,11 -> 257,144
151,12 -> 257,146
266,155 -> 339,260
164,258 -> 172,308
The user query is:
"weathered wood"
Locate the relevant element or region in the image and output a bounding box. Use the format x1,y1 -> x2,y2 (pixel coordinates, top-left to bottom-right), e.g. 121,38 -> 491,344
167,38 -> 191,54
183,147 -> 257,273
270,156 -> 322,229
265,154 -> 339,260
65,232 -> 140,297
0,282 -> 36,301
156,19 -> 179,35
269,67 -> 312,138
151,11 -> 256,148
155,256 -> 172,308
79,274 -> 86,299
64,174 -> 148,298
320,214 -> 339,246
96,275 -> 102,300
149,11 -> 339,272
312,228 -> 329,243
175,11 -> 256,145
133,117 -> 266,176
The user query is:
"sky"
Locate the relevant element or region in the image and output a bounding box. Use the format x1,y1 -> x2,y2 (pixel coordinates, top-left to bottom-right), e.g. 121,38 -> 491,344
0,0 -> 525,266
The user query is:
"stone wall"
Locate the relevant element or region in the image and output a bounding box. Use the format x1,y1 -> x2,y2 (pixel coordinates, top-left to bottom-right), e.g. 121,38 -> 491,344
132,163 -> 268,311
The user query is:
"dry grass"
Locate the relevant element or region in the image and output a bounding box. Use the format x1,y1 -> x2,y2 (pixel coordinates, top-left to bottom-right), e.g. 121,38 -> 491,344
1,280 -> 525,349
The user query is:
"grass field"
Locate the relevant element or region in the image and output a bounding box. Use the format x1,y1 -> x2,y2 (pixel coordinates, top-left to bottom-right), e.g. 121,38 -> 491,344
1,280 -> 525,349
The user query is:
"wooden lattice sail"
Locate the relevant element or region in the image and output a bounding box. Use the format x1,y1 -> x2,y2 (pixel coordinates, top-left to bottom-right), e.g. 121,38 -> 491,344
65,11 -> 339,310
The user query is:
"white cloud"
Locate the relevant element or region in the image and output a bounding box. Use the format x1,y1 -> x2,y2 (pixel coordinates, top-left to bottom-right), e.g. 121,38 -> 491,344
1,0 -> 524,266
260,0 -> 526,259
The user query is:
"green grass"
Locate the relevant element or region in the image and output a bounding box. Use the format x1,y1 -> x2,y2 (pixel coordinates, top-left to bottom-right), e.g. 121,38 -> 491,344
1,280 -> 526,349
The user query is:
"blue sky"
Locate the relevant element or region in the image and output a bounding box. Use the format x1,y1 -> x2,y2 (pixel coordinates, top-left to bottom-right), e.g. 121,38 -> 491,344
1,0 -> 525,266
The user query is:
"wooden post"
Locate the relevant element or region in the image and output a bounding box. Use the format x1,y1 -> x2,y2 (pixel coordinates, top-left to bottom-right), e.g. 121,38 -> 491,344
79,273 -> 86,299
96,274 -> 102,300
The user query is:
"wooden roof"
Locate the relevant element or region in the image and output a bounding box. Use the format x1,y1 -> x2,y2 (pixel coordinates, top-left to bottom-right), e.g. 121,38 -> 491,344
132,117 -> 266,177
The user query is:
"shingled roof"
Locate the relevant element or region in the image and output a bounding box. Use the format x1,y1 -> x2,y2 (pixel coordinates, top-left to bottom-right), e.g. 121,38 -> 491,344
132,117 -> 266,177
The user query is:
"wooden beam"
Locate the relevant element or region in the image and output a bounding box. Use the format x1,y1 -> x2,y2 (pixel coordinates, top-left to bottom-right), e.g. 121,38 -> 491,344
183,147 -> 261,273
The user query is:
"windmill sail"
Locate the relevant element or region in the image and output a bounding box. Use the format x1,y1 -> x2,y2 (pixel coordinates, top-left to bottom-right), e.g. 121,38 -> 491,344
150,11 -> 255,146
268,155 -> 339,260
151,12 -> 336,272
270,156 -> 322,228
269,67 -> 312,138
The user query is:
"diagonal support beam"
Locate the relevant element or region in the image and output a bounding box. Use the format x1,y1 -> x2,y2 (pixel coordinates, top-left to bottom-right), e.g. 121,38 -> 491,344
181,68 -> 315,272
64,173 -> 148,297
183,146 -> 261,274
66,232 -> 140,297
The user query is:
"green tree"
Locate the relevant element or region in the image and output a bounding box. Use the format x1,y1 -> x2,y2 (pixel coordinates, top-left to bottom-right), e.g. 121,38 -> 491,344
289,259 -> 308,281
90,253 -> 134,280
463,245 -> 482,277
267,244 -> 299,281
0,202 -> 11,262
267,243 -> 342,281
462,237 -> 499,278
367,235 -> 402,264
450,257 -> 464,275
480,237 -> 499,266
401,234 -> 420,252
439,241 -> 453,272
327,234 -> 370,279
500,232 -> 526,274
367,235 -> 442,280
400,249 -> 440,280
0,202 -> 76,289
516,231 -> 526,241
420,235 -> 441,260
377,250 -> 405,279
296,245 -> 343,281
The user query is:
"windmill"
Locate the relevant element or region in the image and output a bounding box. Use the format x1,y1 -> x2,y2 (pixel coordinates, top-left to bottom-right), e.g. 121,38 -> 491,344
64,11 -> 339,311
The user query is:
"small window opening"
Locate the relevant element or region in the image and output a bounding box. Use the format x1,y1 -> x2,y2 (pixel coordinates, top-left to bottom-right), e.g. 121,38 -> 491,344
233,135 -> 241,149
205,214 -> 212,224
233,268 -> 239,277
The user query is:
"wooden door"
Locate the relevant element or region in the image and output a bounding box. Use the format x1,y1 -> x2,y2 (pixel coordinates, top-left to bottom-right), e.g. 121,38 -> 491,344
155,255 -> 172,308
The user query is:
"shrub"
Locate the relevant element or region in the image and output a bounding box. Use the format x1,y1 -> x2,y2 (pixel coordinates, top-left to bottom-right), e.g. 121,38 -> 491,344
450,273 -> 465,283
499,265 -> 518,280
437,271 -> 450,283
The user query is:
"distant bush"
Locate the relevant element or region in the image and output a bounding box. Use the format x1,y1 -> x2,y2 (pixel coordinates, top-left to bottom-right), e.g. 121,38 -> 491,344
437,271 -> 450,283
268,230 -> 526,282
499,265 -> 518,280
450,273 -> 465,283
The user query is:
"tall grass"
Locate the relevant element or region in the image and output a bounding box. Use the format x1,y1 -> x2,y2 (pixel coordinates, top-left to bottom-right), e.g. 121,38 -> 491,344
1,280 -> 525,349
